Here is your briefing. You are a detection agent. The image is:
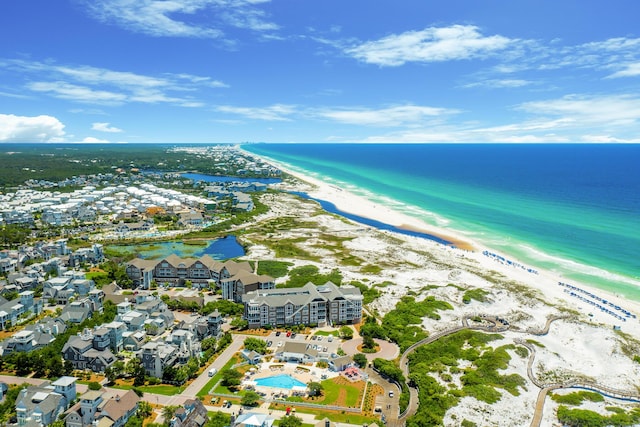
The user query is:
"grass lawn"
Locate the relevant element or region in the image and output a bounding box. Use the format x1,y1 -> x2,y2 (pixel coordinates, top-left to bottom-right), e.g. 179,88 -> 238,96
294,377 -> 362,408
270,403 -> 380,425
198,355 -> 241,397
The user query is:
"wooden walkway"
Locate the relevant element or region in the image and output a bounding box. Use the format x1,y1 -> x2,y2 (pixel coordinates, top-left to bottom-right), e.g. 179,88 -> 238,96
392,314 -> 640,426
516,337 -> 640,427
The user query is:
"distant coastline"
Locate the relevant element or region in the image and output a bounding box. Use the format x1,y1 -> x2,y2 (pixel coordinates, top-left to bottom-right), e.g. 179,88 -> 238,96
241,143 -> 640,302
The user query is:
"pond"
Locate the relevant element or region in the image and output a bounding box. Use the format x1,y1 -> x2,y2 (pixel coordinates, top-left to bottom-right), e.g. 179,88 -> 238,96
109,235 -> 245,260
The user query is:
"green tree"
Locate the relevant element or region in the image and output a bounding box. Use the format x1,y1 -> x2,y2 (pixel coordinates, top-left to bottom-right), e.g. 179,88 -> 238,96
243,337 -> 268,354
221,368 -> 242,388
205,412 -> 230,427
162,406 -> 178,426
279,415 -> 303,427
88,381 -> 102,391
137,401 -> 153,419
201,337 -> 217,352
126,358 -> 146,386
353,353 -> 368,368
64,360 -> 74,375
240,390 -> 261,407
307,382 -> 323,397
362,335 -> 376,350
339,326 -> 353,340
230,318 -> 248,330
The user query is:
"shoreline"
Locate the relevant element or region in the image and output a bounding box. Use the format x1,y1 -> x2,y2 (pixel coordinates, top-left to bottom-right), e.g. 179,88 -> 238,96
240,147 -> 640,322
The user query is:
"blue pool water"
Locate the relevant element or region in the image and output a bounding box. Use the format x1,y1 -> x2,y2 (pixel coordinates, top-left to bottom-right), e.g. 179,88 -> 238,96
254,374 -> 306,389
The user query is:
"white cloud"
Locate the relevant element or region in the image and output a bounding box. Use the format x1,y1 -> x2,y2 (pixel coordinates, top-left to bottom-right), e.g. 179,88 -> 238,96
0,113 -> 66,142
92,122 -> 123,133
606,62 -> 640,78
317,105 -> 457,127
345,25 -> 514,66
215,104 -> 295,121
6,59 -> 224,107
82,0 -> 278,39
518,94 -> 640,126
462,78 -> 533,89
82,136 -> 110,143
28,81 -> 127,105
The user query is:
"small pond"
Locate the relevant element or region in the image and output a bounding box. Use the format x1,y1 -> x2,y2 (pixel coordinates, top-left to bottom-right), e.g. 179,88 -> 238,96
109,235 -> 244,260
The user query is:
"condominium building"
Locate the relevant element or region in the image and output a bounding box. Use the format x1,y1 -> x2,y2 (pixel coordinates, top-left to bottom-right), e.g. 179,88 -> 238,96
242,282 -> 362,328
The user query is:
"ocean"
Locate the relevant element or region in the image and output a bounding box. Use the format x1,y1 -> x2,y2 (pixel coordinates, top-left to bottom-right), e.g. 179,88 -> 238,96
242,143 -> 640,301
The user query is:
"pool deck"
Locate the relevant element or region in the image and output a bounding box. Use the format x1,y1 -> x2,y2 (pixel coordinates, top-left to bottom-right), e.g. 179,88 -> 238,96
243,361 -> 339,396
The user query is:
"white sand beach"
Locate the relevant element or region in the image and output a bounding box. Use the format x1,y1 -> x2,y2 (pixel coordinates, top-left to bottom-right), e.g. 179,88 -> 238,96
239,151 -> 640,426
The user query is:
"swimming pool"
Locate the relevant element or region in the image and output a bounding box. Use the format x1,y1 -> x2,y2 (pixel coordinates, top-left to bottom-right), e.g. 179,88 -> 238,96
254,374 -> 306,389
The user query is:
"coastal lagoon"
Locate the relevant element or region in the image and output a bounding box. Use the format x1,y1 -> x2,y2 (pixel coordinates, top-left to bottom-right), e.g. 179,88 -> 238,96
244,143 -> 640,300
109,235 -> 244,260
181,172 -> 281,184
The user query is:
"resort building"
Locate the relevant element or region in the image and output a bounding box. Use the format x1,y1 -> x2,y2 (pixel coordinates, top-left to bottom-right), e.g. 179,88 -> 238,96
242,282 -> 363,328
125,255 -> 275,301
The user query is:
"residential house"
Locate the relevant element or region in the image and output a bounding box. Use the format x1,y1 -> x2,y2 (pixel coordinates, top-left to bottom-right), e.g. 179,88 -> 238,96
62,330 -> 116,373
178,211 -> 204,227
65,389 -> 139,427
167,330 -> 200,364
232,412 -> 274,427
139,341 -> 179,378
170,399 -> 207,427
15,377 -> 77,426
59,301 -> 92,324
122,330 -> 147,351
0,290 -> 43,330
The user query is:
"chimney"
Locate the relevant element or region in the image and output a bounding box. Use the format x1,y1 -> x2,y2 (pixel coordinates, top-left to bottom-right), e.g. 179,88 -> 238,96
115,395 -> 120,402
325,420 -> 330,427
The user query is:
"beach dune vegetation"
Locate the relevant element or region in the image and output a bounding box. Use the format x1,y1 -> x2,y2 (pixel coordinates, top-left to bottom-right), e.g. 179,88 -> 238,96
381,296 -> 453,351
407,330 -> 526,426
281,265 -> 343,288
256,260 -> 293,278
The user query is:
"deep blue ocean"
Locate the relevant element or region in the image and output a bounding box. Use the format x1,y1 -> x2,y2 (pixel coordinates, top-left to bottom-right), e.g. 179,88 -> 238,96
242,143 -> 640,300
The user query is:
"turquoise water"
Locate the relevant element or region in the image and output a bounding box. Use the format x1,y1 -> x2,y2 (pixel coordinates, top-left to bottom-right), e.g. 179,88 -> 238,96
254,374 -> 306,389
242,143 -> 640,301
110,235 -> 244,260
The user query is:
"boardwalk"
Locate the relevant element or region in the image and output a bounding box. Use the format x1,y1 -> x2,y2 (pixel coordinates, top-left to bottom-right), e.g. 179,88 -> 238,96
394,315 -> 509,425
515,336 -> 640,427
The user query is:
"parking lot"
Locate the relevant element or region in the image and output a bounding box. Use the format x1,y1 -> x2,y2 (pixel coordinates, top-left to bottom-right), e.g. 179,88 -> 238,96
262,330 -> 341,357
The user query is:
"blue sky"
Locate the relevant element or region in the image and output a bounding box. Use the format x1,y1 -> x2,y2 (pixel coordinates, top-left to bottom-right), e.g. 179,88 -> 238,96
1,0 -> 640,143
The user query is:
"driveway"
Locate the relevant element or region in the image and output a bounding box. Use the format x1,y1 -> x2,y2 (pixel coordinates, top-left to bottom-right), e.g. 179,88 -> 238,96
340,338 -> 399,361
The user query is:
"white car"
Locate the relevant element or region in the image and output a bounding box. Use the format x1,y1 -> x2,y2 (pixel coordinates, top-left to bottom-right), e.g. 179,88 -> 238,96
277,341 -> 283,347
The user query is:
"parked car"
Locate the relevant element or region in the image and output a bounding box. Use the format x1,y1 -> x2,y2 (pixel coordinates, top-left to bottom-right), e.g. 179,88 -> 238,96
389,391 -> 394,398
328,336 -> 333,342
275,331 -> 281,336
